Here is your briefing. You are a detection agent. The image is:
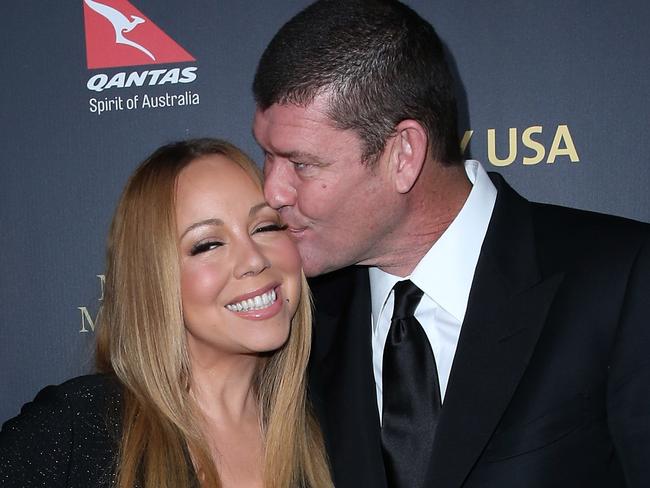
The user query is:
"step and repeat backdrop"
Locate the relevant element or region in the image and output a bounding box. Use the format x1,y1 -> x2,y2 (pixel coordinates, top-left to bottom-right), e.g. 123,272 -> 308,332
1,0 -> 649,422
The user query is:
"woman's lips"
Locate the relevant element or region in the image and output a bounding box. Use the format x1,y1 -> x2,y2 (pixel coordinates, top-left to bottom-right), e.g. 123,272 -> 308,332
225,285 -> 284,320
227,282 -> 278,304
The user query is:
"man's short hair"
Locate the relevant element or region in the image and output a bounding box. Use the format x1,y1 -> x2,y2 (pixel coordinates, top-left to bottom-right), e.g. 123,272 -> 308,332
253,0 -> 461,165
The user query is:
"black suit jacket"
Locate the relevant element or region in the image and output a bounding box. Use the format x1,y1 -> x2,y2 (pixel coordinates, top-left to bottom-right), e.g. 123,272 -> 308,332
308,173 -> 650,487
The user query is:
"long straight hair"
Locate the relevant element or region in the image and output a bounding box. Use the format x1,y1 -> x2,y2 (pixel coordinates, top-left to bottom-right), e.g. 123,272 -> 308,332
95,139 -> 332,488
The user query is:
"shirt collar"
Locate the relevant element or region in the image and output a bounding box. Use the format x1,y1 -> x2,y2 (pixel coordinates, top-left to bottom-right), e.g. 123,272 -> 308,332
369,160 -> 497,328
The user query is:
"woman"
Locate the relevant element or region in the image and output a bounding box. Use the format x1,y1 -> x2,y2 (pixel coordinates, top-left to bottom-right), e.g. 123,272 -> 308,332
0,139 -> 333,488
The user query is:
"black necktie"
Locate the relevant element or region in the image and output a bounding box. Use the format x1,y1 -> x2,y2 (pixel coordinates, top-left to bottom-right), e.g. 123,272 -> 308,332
381,280 -> 442,488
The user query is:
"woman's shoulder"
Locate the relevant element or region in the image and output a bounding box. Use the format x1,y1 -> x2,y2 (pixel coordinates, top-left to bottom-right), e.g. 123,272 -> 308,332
33,373 -> 121,406
0,373 -> 123,487
5,373 -> 122,426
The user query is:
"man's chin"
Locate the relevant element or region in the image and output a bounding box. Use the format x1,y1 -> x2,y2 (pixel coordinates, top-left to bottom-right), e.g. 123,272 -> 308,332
301,254 -> 342,278
297,247 -> 326,278
296,240 -> 350,277
303,266 -> 330,278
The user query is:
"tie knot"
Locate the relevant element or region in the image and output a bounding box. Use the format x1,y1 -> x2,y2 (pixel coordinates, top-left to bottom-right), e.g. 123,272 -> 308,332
391,280 -> 424,320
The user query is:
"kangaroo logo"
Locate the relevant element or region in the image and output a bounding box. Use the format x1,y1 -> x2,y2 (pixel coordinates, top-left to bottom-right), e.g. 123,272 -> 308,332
84,0 -> 155,60
83,0 -> 195,69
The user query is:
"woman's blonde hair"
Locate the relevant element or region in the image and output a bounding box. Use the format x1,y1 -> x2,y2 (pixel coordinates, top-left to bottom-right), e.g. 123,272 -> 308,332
96,138 -> 332,488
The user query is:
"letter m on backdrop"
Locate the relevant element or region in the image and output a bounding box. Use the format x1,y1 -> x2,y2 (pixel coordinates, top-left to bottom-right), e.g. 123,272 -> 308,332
83,0 -> 195,69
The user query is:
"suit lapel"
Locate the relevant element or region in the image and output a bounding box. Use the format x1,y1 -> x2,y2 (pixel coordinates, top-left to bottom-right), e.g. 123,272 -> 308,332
309,267 -> 388,488
427,174 -> 564,486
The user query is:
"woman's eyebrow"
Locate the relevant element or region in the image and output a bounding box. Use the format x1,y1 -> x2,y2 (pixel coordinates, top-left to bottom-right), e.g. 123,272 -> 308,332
249,202 -> 271,217
180,218 -> 223,239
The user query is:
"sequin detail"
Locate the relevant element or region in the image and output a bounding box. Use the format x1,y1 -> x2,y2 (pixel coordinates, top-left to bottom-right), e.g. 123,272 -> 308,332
0,374 -> 121,487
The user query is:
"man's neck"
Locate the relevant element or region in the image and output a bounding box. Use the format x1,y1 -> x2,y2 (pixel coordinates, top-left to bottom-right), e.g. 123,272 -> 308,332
364,163 -> 472,277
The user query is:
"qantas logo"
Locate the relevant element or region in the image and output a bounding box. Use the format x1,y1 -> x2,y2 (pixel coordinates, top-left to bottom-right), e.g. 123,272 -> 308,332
83,0 -> 195,69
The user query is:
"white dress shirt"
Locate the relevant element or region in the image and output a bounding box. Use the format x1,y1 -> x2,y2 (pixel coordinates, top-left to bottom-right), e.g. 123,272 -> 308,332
369,160 -> 497,421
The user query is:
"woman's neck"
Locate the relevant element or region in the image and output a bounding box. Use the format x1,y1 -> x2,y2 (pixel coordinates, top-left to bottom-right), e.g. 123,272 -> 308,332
189,353 -> 265,488
189,352 -> 261,425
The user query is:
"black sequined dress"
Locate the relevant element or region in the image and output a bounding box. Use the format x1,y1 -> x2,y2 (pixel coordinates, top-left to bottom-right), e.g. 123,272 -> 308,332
0,374 -> 122,487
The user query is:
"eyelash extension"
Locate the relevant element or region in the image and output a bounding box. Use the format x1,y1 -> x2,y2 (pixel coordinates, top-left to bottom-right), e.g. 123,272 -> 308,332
190,240 -> 222,256
256,223 -> 289,233
189,224 -> 287,256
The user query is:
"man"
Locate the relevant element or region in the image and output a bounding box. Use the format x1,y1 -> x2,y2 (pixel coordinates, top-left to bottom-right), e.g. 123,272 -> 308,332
252,1 -> 650,487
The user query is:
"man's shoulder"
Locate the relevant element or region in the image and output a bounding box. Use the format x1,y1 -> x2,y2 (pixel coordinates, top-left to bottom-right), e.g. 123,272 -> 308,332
528,201 -> 649,254
530,200 -> 648,234
490,172 -> 649,255
514,199 -> 650,279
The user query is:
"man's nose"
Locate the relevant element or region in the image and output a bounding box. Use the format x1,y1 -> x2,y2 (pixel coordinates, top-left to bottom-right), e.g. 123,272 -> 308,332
263,161 -> 297,210
233,237 -> 271,279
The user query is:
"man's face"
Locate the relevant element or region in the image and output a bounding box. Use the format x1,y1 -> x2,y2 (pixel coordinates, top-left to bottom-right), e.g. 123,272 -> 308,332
253,97 -> 396,277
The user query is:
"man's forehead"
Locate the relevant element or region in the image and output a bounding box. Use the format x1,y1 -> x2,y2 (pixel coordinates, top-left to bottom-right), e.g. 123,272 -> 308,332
253,101 -> 339,149
256,99 -> 330,125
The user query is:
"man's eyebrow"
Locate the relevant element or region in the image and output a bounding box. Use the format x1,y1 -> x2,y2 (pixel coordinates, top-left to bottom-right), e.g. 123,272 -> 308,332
251,128 -> 327,166
180,218 -> 223,239
275,150 -> 328,166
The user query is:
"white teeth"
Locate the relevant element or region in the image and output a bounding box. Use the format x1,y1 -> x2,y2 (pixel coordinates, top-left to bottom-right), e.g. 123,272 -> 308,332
226,289 -> 277,312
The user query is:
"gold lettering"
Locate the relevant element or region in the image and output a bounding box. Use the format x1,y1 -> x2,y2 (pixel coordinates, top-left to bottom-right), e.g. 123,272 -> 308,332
78,274 -> 105,333
548,124 -> 579,163
460,130 -> 473,156
97,274 -> 105,301
521,126 -> 545,165
78,306 -> 99,333
487,128 -> 517,167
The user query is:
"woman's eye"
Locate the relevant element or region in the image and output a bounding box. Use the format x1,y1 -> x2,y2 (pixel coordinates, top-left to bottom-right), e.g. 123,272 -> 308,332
190,240 -> 223,256
255,223 -> 288,234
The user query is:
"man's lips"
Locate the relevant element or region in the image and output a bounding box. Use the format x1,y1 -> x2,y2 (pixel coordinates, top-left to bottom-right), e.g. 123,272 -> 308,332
287,226 -> 308,236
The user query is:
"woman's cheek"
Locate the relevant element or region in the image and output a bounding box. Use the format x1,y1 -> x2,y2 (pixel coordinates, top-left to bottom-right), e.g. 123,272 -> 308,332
274,234 -> 303,272
181,260 -> 228,307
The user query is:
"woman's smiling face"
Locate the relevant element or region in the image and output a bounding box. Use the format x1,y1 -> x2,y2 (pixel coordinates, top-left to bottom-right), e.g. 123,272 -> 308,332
175,154 -> 302,362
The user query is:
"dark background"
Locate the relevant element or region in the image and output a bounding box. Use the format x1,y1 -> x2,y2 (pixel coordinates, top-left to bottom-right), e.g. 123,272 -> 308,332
1,0 -> 648,422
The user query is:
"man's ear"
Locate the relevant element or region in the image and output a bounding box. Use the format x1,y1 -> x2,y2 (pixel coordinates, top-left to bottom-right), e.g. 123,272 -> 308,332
386,119 -> 428,194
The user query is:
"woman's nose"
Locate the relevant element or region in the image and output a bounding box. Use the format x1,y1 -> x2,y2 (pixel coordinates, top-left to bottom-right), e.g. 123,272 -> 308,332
233,237 -> 271,279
